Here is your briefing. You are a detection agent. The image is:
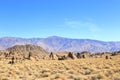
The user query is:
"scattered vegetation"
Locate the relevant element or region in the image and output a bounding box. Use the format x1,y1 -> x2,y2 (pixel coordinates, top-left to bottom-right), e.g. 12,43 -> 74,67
0,55 -> 119,80
0,45 -> 120,80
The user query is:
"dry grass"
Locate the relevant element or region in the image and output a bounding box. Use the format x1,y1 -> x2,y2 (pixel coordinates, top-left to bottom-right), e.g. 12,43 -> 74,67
0,55 -> 120,80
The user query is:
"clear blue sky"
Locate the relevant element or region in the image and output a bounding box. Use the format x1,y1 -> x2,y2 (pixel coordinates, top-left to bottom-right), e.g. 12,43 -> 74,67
0,0 -> 120,41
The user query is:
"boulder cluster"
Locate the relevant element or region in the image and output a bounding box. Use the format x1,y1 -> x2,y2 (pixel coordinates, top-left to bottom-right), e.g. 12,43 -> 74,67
0,45 -> 119,64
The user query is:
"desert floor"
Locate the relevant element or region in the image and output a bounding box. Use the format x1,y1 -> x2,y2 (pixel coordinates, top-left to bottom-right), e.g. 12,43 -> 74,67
0,56 -> 120,80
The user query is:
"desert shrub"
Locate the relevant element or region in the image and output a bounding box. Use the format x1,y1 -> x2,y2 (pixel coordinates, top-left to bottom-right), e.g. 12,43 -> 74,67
68,75 -> 73,79
113,73 -> 120,80
90,74 -> 103,80
114,77 -> 120,80
114,76 -> 120,80
74,77 -> 81,80
114,69 -> 120,73
54,73 -> 60,79
42,74 -> 49,77
90,76 -> 97,80
104,70 -> 112,77
1,78 -> 9,80
28,72 -> 32,76
54,73 -> 66,80
96,74 -> 103,79
41,72 -> 50,77
41,68 -> 50,73
68,70 -> 74,74
83,66 -> 88,70
104,66 -> 110,69
83,69 -> 91,75
96,66 -> 101,69
19,76 -> 26,80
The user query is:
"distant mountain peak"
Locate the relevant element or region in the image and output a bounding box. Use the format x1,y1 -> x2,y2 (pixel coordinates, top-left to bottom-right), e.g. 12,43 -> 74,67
0,36 -> 120,52
47,36 -> 66,39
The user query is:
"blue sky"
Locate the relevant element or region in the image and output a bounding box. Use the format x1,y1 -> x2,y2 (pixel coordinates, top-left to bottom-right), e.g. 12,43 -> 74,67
0,0 -> 120,41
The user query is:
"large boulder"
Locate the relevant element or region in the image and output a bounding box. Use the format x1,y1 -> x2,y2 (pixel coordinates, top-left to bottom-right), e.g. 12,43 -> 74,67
67,52 -> 77,60
80,51 -> 91,58
102,52 -> 112,59
49,52 -> 58,60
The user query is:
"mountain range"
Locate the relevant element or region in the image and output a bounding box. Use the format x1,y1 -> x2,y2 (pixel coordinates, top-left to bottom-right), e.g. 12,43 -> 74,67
0,36 -> 120,53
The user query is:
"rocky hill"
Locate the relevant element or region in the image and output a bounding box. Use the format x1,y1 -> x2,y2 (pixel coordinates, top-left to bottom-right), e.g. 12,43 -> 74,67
0,36 -> 120,52
7,44 -> 49,57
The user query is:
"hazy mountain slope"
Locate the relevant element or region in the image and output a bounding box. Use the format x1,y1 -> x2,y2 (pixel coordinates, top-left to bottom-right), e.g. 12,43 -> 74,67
0,37 -> 41,49
0,36 -> 120,52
